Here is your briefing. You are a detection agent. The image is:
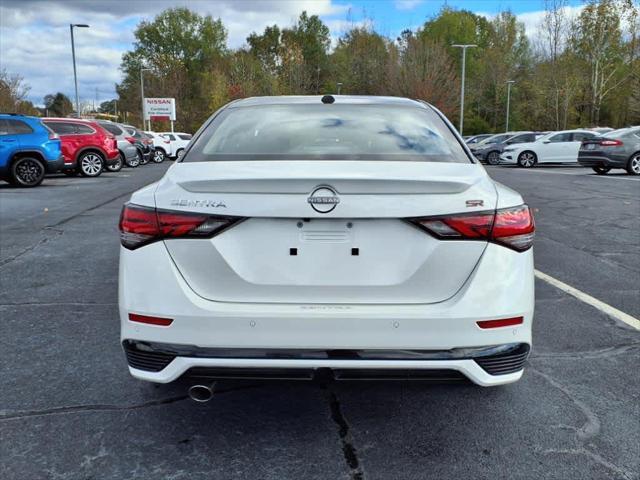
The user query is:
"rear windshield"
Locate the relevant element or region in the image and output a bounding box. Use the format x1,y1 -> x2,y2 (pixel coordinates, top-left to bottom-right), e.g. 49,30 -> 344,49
184,104 -> 470,162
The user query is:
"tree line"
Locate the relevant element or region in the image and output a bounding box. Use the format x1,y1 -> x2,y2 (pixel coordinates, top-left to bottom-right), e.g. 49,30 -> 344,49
1,0 -> 638,134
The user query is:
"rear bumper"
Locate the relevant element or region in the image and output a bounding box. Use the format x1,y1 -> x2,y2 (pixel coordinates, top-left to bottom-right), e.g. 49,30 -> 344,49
578,154 -> 626,168
123,340 -> 529,385
120,242 -> 535,386
45,156 -> 64,173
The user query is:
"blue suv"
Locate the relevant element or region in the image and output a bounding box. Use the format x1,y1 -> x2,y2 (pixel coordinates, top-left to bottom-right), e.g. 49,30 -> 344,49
0,114 -> 63,187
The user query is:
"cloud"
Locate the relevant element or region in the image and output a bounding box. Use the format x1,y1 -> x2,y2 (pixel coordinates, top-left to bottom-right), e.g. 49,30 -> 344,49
0,0 -> 350,105
394,0 -> 424,11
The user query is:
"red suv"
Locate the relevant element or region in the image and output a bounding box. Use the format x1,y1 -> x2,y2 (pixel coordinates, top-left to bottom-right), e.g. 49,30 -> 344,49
42,118 -> 120,177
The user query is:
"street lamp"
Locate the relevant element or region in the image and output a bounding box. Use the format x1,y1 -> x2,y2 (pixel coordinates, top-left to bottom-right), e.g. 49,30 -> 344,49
505,80 -> 516,132
70,23 -> 90,118
452,44 -> 477,135
337,82 -> 342,95
140,67 -> 152,130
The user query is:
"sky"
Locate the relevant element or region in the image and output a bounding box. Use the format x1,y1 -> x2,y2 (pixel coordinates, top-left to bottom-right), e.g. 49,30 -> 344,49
0,0 -> 587,106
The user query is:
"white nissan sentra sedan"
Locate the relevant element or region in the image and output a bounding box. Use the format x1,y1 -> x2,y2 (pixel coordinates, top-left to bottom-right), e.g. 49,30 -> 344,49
119,96 -> 535,398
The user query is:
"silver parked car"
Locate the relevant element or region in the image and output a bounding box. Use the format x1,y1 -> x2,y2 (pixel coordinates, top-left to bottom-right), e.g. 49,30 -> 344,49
96,120 -> 139,169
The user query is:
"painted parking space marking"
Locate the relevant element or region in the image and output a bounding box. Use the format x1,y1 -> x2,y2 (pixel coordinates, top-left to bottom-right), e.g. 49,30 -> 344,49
535,269 -> 640,330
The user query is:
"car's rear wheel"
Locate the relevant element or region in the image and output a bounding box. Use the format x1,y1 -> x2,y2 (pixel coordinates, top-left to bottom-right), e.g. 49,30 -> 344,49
10,156 -> 45,187
517,151 -> 537,168
176,148 -> 184,160
486,151 -> 500,165
627,153 -> 640,175
153,149 -> 165,163
78,152 -> 104,177
124,151 -> 139,168
106,155 -> 123,172
592,166 -> 611,175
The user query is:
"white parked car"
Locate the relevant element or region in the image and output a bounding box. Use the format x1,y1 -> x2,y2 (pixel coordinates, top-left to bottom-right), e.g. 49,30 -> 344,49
159,132 -> 192,159
119,96 -> 535,400
144,131 -> 172,163
500,129 -> 599,167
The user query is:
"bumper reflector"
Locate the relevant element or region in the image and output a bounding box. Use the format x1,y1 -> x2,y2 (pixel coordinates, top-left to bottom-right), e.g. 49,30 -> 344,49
128,313 -> 173,326
477,316 -> 523,329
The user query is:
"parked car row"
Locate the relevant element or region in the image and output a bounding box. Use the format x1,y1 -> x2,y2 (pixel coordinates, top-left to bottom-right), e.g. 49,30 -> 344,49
465,127 -> 640,175
0,113 -> 191,187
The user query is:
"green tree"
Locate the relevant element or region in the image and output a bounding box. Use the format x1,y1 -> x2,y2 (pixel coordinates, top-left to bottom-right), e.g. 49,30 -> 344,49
117,7 -> 227,131
571,0 -> 638,125
43,92 -> 73,117
331,26 -> 392,95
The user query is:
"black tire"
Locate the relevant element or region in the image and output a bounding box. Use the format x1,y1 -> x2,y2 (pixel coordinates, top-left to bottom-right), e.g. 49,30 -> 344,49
627,152 -> 640,176
486,151 -> 501,165
176,148 -> 184,160
124,151 -> 139,168
517,151 -> 537,168
152,148 -> 165,163
78,151 -> 104,177
105,155 -> 123,172
10,156 -> 45,187
138,150 -> 149,165
592,166 -> 611,175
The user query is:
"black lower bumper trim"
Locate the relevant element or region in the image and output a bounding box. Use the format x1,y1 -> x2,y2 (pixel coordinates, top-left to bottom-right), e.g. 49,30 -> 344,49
122,340 -> 530,376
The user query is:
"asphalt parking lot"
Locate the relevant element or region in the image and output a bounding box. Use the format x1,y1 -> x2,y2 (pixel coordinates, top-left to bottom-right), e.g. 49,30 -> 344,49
0,163 -> 638,480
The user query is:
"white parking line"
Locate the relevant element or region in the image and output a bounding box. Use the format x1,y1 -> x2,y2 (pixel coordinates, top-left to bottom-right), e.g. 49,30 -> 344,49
535,270 -> 640,330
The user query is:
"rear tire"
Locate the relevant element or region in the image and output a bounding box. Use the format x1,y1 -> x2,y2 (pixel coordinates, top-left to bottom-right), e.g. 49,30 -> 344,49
138,151 -> 149,165
592,166 -> 611,175
152,149 -> 165,163
105,155 -> 123,172
78,152 -> 104,177
10,156 -> 45,187
176,148 -> 184,160
486,151 -> 500,165
124,152 -> 139,168
627,153 -> 640,175
517,151 -> 537,168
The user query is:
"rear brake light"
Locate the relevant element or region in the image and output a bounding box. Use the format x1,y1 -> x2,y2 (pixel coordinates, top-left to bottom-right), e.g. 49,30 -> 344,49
125,136 -> 136,144
119,203 -> 244,250
408,205 -> 535,252
128,313 -> 173,326
164,140 -> 170,144
477,316 -> 523,329
600,139 -> 623,146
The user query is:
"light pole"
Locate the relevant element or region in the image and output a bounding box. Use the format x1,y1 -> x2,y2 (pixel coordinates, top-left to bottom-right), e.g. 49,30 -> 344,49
337,82 -> 342,95
70,23 -> 90,117
452,44 -> 476,135
140,67 -> 151,130
505,80 -> 515,132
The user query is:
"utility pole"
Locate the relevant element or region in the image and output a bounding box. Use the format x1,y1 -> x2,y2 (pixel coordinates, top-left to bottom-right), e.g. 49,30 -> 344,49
70,23 -> 90,117
452,44 -> 477,135
337,82 -> 342,95
505,80 -> 515,132
316,66 -> 320,94
140,67 -> 151,130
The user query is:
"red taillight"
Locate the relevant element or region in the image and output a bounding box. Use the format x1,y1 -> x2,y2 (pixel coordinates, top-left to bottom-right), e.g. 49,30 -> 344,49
128,313 -> 173,326
125,136 -> 136,144
600,139 -> 623,146
164,140 -> 170,144
477,316 -> 523,329
118,203 -> 244,250
409,205 -> 535,252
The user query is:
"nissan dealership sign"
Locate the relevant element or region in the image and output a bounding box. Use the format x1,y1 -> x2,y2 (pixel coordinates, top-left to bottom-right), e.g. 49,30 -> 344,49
144,98 -> 176,121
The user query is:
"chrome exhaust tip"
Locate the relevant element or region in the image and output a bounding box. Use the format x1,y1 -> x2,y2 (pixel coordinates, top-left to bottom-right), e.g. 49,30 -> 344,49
188,383 -> 215,402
